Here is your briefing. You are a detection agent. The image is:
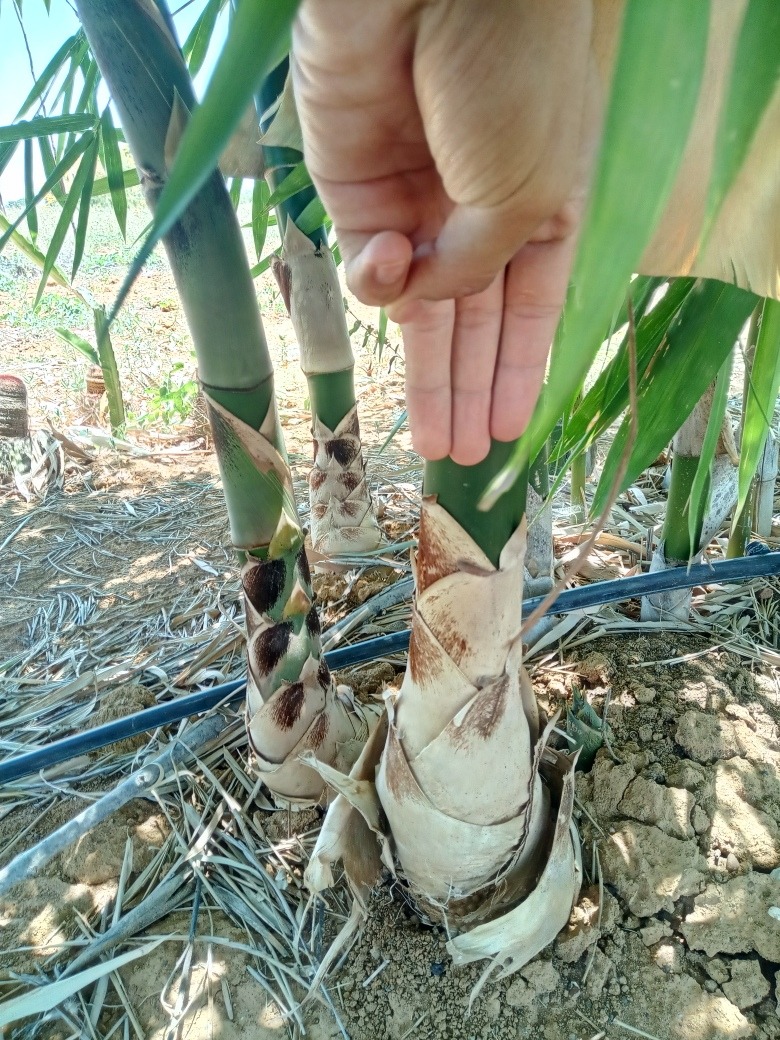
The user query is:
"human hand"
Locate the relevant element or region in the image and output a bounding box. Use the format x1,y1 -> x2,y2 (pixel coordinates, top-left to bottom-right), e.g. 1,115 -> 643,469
292,0 -> 597,464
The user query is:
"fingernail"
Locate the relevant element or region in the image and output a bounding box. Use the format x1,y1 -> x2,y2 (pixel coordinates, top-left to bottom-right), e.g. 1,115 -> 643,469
374,260 -> 407,286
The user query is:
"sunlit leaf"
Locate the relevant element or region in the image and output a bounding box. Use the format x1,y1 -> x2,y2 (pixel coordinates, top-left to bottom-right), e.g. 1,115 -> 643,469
23,138 -> 37,242
0,113 -> 95,143
483,0 -> 710,508
737,297 -> 780,516
687,353 -> 733,553
55,325 -> 99,365
182,0 -> 225,77
251,178 -> 270,262
593,280 -> 756,514
265,159 -> 313,211
99,105 -> 127,236
72,126 -> 100,279
14,30 -> 83,118
705,0 -> 780,232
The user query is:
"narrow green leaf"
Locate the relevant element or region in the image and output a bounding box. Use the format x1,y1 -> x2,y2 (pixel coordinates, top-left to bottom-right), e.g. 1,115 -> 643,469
379,408 -> 407,454
0,131 -> 94,253
296,195 -> 327,238
92,165 -> 140,197
55,325 -> 100,365
99,106 -> 127,236
35,134 -> 98,304
37,134 -> 63,204
23,138 -> 37,242
0,114 -> 95,144
483,0 -> 710,508
0,141 -> 18,180
251,178 -> 270,262
74,57 -> 100,117
737,297 -> 780,516
72,127 -> 100,279
376,307 -> 388,365
229,176 -> 243,208
687,353 -> 733,554
0,213 -> 74,294
557,278 -> 696,459
182,0 -> 225,77
113,0 -> 298,321
705,0 -> 780,230
0,939 -> 165,1028
265,160 -> 313,211
594,281 -> 757,514
14,30 -> 83,118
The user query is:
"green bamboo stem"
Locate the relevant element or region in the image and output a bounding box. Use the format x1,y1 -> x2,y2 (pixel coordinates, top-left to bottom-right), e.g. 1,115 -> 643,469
425,441 -> 528,568
74,0 -> 281,552
664,454 -> 706,562
258,61 -> 357,434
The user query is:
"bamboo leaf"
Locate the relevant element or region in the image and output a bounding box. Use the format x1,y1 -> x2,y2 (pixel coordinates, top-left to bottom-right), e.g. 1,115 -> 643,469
0,113 -> 95,143
251,178 -> 270,262
377,307 -> 388,365
38,133 -> 66,204
0,213 -> 73,294
55,326 -> 100,365
557,278 -> 696,460
113,0 -> 298,322
594,281 -> 757,514
296,195 -> 327,238
34,133 -> 98,304
71,126 -> 100,279
23,138 -> 37,243
265,160 -> 313,211
0,939 -> 164,1029
182,0 -> 225,77
0,141 -> 18,180
737,297 -> 780,516
687,353 -> 733,554
483,0 -> 710,508
0,131 -> 94,253
14,30 -> 84,118
705,0 -> 780,231
99,105 -> 127,236
229,176 -> 243,209
92,165 -> 140,197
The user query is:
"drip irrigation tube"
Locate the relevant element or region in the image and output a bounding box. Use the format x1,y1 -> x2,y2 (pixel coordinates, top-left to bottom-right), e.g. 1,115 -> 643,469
2,551 -> 779,786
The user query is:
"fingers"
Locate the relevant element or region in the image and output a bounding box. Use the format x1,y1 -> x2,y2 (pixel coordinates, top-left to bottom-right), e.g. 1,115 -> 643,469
449,273 -> 504,465
341,230 -> 414,306
391,297 -> 454,461
490,228 -> 580,443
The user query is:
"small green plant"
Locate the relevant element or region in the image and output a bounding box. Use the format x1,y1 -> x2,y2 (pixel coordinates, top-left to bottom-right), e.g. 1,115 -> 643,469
137,362 -> 198,427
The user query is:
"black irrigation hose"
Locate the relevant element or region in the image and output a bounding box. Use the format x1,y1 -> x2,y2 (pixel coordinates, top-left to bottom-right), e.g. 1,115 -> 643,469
3,550 -> 779,786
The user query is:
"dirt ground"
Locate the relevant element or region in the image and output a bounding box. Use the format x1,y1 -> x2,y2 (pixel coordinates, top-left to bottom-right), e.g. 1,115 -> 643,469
2,194 -> 780,1040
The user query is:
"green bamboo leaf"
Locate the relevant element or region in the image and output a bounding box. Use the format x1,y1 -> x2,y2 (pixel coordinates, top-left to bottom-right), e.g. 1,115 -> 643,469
113,0 -> 298,322
38,133 -> 66,204
14,30 -> 84,118
379,408 -> 407,454
0,131 -> 94,253
92,165 -> 140,197
687,353 -> 733,554
483,0 -> 710,509
0,213 -> 74,294
705,0 -> 780,231
0,141 -> 18,180
72,126 -> 100,279
296,195 -> 327,238
35,134 -> 99,304
0,939 -> 165,1029
376,307 -> 388,365
74,57 -> 100,116
737,297 -> 780,516
183,0 -> 225,77
557,278 -> 696,460
594,281 -> 757,514
265,160 -> 313,211
229,176 -> 243,208
99,105 -> 127,236
52,36 -> 90,126
23,138 -> 38,243
0,114 -> 95,143
251,178 -> 270,262
55,325 -> 100,365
